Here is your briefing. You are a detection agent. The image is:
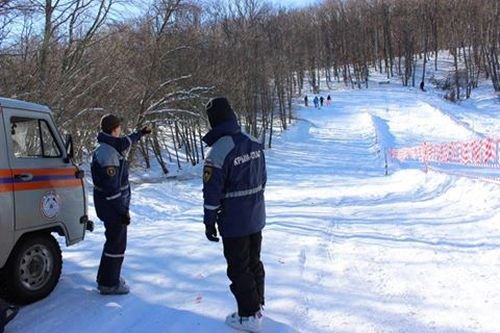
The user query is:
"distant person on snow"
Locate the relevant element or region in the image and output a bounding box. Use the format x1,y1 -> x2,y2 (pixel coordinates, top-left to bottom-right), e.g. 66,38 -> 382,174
320,96 -> 324,107
91,114 -> 151,295
202,97 -> 267,333
304,95 -> 308,107
313,96 -> 319,109
326,94 -> 332,106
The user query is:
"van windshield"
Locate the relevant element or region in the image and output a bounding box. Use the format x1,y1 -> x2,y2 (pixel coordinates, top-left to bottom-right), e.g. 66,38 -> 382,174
10,117 -> 62,158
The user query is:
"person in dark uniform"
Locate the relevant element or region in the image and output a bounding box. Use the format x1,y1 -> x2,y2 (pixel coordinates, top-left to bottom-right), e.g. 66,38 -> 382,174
304,95 -> 308,107
202,97 -> 266,333
91,114 -> 151,295
319,95 -> 324,107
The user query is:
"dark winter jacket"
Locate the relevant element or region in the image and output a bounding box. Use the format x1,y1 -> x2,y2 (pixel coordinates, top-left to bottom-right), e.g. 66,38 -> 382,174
202,119 -> 267,238
91,131 -> 143,223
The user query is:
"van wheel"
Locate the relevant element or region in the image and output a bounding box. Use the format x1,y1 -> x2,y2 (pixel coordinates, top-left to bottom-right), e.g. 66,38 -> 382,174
2,234 -> 62,304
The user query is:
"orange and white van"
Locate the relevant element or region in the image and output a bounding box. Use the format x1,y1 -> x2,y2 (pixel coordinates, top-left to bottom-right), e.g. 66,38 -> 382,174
0,97 -> 92,304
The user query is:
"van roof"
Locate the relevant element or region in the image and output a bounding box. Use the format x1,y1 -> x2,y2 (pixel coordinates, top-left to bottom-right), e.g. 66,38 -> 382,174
0,97 -> 51,113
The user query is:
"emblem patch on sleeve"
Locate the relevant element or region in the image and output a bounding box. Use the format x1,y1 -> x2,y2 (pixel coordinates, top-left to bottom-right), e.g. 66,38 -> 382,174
106,167 -> 117,177
203,166 -> 213,183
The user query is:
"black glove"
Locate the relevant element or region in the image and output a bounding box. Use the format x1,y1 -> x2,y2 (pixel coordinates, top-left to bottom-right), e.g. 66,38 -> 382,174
121,211 -> 131,225
205,224 -> 219,242
141,126 -> 152,135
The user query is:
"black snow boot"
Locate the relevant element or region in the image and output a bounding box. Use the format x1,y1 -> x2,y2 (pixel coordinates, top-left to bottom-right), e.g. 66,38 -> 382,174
0,298 -> 19,333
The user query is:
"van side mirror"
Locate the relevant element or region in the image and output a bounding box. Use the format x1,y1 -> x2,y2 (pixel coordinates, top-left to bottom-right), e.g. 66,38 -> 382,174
64,134 -> 74,162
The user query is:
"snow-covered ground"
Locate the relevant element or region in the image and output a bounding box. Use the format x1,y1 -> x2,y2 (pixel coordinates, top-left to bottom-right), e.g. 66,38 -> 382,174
8,81 -> 500,332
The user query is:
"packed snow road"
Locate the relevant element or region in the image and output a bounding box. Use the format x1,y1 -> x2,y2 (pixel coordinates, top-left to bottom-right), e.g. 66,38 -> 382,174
9,85 -> 500,333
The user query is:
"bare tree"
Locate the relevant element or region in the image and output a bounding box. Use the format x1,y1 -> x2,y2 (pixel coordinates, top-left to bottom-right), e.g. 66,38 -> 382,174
2,0 -> 500,170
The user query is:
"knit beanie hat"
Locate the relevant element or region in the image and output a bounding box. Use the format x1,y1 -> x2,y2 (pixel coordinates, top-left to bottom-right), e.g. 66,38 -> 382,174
205,97 -> 237,128
100,114 -> 121,134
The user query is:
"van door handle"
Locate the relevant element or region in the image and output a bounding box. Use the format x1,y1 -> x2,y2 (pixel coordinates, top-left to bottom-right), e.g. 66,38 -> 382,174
14,173 -> 33,181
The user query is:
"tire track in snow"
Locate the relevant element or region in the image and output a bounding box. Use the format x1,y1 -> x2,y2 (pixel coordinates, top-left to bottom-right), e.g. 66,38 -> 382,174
269,105 -> 386,332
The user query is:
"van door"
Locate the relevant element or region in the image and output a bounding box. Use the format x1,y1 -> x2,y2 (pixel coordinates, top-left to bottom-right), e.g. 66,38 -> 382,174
2,109 -> 86,244
0,110 -> 15,269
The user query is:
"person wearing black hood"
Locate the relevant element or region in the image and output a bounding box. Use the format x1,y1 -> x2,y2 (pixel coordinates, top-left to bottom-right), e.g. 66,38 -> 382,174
202,97 -> 267,333
91,114 -> 151,295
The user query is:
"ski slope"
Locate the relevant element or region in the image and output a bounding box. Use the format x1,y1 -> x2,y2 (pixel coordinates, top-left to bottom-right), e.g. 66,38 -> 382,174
8,83 -> 500,333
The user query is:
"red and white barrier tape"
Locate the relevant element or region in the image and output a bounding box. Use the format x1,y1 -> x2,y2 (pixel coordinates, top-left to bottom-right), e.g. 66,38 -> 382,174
391,136 -> 500,166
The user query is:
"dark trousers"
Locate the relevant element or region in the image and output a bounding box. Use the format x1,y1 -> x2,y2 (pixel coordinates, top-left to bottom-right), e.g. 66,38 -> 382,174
97,220 -> 127,287
222,231 -> 265,317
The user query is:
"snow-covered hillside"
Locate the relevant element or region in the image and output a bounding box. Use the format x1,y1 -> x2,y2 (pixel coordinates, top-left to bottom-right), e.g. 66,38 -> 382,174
8,81 -> 500,333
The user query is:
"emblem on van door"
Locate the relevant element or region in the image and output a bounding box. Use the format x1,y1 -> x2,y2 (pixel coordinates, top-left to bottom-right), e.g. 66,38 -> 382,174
40,191 -> 61,219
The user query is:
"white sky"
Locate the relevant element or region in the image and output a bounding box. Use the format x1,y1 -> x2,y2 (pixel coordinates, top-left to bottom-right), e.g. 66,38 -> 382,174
271,0 -> 320,7
114,0 -> 321,22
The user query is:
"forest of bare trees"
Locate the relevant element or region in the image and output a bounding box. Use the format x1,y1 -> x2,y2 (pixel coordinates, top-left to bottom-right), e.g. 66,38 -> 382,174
1,0 -> 499,171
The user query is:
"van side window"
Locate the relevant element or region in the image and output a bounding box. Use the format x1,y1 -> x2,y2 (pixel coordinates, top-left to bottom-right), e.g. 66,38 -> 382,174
10,117 -> 62,158
40,121 -> 61,157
